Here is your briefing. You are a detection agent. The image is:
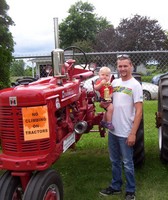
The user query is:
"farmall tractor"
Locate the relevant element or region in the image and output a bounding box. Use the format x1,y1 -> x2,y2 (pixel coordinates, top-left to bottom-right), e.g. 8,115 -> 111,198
0,46 -> 145,199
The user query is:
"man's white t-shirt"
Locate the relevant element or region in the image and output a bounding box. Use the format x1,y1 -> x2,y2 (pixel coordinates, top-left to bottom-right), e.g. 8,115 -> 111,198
111,77 -> 143,137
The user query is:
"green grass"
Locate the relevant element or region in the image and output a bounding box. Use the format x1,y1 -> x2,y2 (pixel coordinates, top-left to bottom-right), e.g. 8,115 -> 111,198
52,100 -> 168,200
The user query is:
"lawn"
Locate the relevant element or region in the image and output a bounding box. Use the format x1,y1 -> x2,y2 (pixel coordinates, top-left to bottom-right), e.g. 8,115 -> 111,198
53,100 -> 168,200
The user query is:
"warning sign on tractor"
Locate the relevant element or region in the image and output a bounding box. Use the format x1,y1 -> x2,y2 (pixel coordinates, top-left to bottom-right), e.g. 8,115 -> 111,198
22,105 -> 50,141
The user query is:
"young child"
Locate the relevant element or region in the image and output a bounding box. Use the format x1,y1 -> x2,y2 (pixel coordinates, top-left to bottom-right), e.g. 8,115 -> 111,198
94,66 -> 114,131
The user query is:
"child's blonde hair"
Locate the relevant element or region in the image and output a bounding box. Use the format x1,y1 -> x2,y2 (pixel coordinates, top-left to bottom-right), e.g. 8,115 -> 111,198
99,66 -> 111,75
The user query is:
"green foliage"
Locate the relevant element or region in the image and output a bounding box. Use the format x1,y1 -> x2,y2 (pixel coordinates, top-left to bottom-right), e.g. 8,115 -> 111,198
116,15 -> 168,51
94,14 -> 168,52
141,75 -> 153,82
94,26 -> 117,51
0,0 -> 15,89
59,2 -> 168,53
59,1 -> 111,50
24,66 -> 33,76
10,59 -> 25,76
72,39 -> 94,52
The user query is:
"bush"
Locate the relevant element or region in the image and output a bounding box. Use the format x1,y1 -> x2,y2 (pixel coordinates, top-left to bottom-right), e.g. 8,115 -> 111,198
141,75 -> 153,82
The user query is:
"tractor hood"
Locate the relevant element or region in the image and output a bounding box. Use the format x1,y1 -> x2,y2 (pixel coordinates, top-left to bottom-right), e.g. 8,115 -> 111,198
0,77 -> 80,107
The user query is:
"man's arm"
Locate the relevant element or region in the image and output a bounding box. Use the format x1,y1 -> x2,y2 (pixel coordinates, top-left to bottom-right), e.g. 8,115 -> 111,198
126,102 -> 143,146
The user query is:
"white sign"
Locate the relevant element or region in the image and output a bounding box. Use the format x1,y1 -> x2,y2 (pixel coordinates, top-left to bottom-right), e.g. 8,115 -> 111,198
63,132 -> 75,153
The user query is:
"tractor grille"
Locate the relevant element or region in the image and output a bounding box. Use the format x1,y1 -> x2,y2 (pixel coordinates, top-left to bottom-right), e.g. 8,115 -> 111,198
0,107 -> 51,156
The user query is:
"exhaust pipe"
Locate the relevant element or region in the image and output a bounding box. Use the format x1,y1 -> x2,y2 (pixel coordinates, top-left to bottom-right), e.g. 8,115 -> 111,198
53,17 -> 59,49
74,121 -> 88,134
52,49 -> 64,76
52,17 -> 65,76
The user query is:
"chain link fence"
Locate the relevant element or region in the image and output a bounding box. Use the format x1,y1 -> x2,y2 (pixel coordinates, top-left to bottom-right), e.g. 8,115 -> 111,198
12,50 -> 168,136
13,50 -> 168,78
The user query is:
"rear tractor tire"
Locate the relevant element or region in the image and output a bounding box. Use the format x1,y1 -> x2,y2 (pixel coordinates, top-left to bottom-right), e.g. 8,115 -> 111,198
132,72 -> 145,167
156,74 -> 168,163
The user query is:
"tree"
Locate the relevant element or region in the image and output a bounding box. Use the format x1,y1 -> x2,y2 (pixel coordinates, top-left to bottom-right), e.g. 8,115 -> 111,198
59,1 -> 112,51
94,14 -> 168,52
116,15 -> 168,68
24,65 -> 33,76
116,14 -> 168,51
73,39 -> 94,52
94,27 -> 118,52
10,60 -> 25,76
0,0 -> 14,89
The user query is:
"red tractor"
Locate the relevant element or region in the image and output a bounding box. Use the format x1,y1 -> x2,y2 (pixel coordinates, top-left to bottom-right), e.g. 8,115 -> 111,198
0,46 -> 145,199
0,47 -> 106,199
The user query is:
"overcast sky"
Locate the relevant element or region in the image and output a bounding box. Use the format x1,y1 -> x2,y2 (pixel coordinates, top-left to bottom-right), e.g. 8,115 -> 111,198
6,0 -> 168,56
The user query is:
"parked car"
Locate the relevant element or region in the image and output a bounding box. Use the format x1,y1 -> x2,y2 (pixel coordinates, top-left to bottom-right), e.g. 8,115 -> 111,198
83,75 -> 158,101
142,82 -> 158,100
152,73 -> 168,86
151,74 -> 164,85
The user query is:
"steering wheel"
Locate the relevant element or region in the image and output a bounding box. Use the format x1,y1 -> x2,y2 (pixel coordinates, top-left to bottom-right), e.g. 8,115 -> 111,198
11,77 -> 38,87
64,46 -> 88,69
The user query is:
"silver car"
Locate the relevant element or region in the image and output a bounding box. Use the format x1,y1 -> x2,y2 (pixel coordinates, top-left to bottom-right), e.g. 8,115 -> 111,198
142,82 -> 158,100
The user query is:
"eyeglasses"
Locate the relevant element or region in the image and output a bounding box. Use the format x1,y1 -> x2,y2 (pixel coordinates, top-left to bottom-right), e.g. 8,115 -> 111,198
117,54 -> 130,59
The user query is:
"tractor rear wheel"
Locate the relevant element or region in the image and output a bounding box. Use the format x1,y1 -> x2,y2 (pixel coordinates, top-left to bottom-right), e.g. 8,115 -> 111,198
0,170 -> 23,199
132,72 -> 145,167
23,169 -> 63,200
157,74 -> 168,163
133,118 -> 145,167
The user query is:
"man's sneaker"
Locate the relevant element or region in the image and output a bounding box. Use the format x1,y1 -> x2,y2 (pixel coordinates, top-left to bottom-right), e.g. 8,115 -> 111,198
104,122 -> 114,131
99,186 -> 121,196
125,192 -> 135,200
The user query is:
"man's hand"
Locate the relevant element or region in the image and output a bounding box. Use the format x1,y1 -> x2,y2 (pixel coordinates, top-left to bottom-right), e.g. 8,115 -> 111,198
126,133 -> 136,146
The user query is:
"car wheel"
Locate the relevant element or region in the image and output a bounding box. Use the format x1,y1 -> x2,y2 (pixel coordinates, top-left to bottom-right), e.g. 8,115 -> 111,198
143,90 -> 151,100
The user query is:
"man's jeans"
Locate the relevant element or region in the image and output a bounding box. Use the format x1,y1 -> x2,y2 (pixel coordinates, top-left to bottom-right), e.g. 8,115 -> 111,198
108,132 -> 135,193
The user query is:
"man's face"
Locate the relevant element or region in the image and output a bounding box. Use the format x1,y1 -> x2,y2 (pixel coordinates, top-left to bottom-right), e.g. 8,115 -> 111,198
117,59 -> 133,80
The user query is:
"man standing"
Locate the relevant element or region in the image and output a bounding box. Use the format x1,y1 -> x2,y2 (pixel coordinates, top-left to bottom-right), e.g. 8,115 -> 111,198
100,55 -> 143,200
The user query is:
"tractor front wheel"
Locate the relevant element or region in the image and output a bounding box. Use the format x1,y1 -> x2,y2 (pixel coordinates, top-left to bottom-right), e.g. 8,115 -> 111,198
0,170 -> 23,199
23,169 -> 63,200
